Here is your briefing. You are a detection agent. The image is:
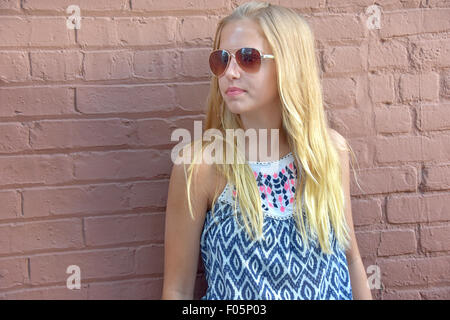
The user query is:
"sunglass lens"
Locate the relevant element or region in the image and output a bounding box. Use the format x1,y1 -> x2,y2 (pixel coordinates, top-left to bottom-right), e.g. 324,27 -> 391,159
236,48 -> 261,73
209,50 -> 229,76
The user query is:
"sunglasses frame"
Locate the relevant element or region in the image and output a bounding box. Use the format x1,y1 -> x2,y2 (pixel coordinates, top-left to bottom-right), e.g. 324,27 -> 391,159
209,47 -> 275,77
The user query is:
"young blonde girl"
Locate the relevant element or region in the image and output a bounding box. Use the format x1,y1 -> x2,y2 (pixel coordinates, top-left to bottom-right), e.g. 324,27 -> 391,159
162,1 -> 372,300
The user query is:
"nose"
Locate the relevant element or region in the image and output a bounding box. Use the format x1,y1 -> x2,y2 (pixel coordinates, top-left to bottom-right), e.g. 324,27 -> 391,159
224,53 -> 241,79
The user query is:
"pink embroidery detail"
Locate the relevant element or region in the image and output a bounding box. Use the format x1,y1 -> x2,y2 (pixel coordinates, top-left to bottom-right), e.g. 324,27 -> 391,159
282,169 -> 285,174
289,163 -> 293,170
273,173 -> 277,178
280,206 -> 285,213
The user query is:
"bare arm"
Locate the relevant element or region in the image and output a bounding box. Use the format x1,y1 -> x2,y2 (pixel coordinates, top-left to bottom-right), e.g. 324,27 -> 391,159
161,159 -> 211,300
331,129 -> 373,300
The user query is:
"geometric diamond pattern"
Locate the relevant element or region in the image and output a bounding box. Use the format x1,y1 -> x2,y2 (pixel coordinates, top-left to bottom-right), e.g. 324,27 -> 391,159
200,152 -> 353,300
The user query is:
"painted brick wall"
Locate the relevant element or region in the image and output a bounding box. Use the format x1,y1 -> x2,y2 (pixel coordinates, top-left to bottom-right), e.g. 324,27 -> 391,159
0,0 -> 449,300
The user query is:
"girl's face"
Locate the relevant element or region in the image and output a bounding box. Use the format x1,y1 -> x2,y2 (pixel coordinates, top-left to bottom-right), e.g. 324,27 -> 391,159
218,19 -> 280,115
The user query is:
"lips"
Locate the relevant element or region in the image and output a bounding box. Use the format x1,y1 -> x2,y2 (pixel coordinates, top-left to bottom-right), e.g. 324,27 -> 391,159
226,87 -> 246,96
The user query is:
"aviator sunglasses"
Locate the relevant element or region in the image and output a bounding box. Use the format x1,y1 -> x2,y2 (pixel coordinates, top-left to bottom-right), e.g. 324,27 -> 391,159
209,47 -> 275,77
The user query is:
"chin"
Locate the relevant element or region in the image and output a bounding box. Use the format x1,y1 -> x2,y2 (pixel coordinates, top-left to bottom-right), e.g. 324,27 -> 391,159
225,103 -> 251,115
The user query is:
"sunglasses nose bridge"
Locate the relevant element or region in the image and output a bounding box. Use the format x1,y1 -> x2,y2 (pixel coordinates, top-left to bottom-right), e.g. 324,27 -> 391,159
223,51 -> 241,76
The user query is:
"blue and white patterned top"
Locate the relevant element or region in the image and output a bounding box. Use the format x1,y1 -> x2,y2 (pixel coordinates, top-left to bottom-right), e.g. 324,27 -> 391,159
199,151 -> 353,300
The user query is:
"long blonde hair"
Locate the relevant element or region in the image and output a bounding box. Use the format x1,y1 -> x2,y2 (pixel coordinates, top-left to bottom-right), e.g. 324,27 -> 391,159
181,1 -> 360,254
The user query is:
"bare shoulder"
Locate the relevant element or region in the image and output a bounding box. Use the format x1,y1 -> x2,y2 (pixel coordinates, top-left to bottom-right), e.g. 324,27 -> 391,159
171,157 -> 224,212
328,128 -> 348,152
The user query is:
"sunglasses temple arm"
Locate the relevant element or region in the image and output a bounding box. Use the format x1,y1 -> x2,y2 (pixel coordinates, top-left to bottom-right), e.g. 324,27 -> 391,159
262,54 -> 275,59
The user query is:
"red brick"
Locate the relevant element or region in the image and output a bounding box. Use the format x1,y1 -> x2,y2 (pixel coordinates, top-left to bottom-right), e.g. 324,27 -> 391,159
4,284 -> 89,299
0,123 -> 30,153
378,229 -> 417,256
376,133 -> 450,163
0,87 -> 75,117
382,289 -> 422,300
179,48 -> 213,79
76,85 -> 176,114
323,45 -> 365,74
0,257 -> 29,290
322,77 -> 357,108
0,155 -> 72,186
29,248 -> 135,285
387,193 -> 450,224
399,72 -> 439,102
330,108 -> 373,137
380,10 -> 423,38
29,119 -> 134,150
0,190 -> 21,221
350,166 -> 416,196
133,49 -> 179,80
173,83 -> 210,112
179,16 -> 220,46
308,15 -> 365,41
0,51 -> 29,82
0,219 -> 83,255
422,9 -> 450,33
420,287 -> 450,300
77,18 -> 119,47
84,213 -> 165,246
88,278 -> 163,299
421,224 -> 450,253
84,50 -> 133,81
418,103 -> 450,132
136,114 -> 206,149
423,164 -> 450,191
409,39 -> 450,70
368,73 -> 395,103
22,0 -> 129,11
30,51 -> 82,81
369,39 -> 409,70
136,118 -> 180,147
128,181 -> 170,208
0,0 -> 20,11
279,0 -> 325,9
73,150 -> 171,181
444,69 -> 450,98
0,17 -> 75,47
132,0 -> 227,11
135,245 -> 164,276
351,198 -> 382,226
116,17 -> 177,46
354,230 -> 380,258
378,256 -> 450,288
374,105 -> 412,134
22,184 -> 130,218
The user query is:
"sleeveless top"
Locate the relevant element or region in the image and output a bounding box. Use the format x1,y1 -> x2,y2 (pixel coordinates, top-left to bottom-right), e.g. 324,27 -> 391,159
199,151 -> 353,300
